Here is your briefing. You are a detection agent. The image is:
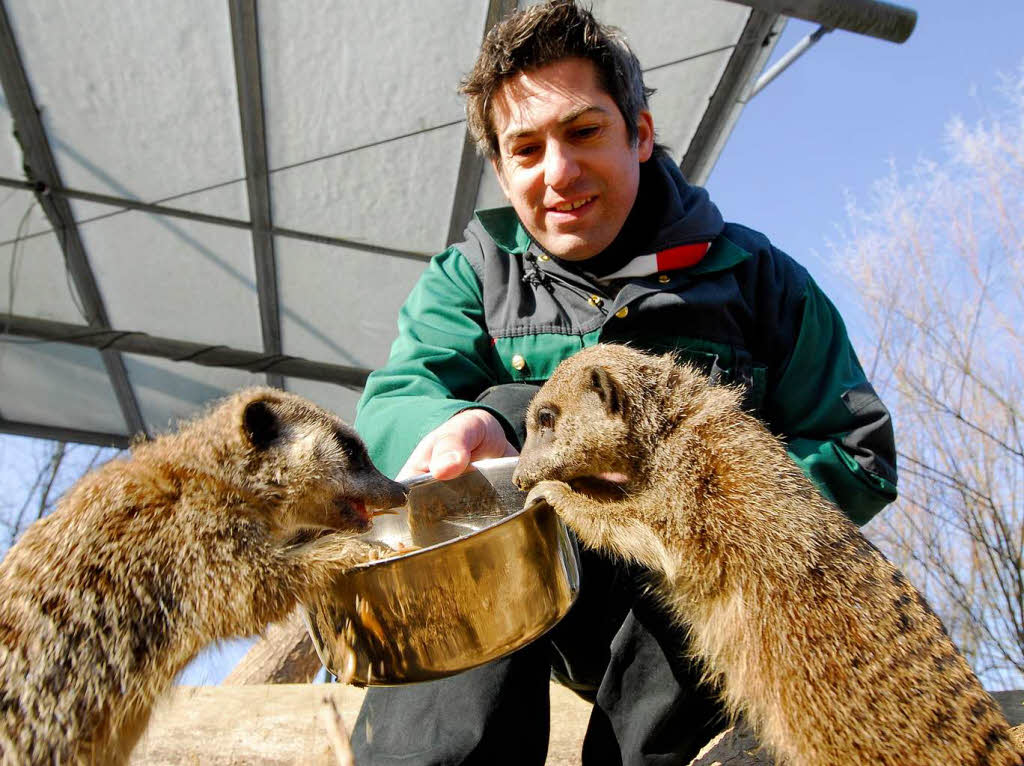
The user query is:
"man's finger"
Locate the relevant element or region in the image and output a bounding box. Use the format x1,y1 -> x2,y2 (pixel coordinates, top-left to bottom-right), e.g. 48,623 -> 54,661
429,431 -> 473,480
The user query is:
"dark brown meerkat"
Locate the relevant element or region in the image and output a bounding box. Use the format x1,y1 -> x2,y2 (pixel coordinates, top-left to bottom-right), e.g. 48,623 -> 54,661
0,387 -> 406,766
513,344 -> 1024,766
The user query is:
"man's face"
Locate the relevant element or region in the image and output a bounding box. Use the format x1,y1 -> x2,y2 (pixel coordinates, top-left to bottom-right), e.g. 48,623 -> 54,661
490,58 -> 654,262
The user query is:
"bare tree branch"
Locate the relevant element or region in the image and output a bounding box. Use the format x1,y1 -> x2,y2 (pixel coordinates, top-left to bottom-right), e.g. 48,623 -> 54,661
840,67 -> 1024,689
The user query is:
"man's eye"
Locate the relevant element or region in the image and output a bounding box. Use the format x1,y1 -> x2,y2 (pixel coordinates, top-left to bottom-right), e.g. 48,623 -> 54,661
513,144 -> 539,158
573,125 -> 599,139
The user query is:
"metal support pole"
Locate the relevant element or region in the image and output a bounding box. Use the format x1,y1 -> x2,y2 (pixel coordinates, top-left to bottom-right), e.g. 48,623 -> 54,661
747,25 -> 831,100
229,0 -> 284,390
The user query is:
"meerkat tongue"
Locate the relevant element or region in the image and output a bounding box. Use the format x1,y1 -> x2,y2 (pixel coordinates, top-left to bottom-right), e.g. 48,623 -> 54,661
595,472 -> 629,485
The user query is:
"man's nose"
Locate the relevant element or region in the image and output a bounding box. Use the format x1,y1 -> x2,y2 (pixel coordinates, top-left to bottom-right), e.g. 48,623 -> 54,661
543,139 -> 581,189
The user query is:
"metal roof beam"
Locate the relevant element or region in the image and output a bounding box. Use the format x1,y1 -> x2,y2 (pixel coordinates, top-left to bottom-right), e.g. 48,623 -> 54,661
2,313 -> 372,389
0,2 -> 147,438
0,417 -> 131,449
229,0 -> 283,390
722,0 -> 916,43
445,0 -> 518,246
680,10 -> 784,186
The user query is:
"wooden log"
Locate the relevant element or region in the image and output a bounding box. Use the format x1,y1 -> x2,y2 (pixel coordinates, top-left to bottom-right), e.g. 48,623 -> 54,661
223,609 -> 323,685
130,682 -> 592,765
319,695 -> 356,766
135,680 -> 1019,764
130,684 -> 365,765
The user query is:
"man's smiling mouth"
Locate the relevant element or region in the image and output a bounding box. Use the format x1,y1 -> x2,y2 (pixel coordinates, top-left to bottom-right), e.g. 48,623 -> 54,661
552,196 -> 595,212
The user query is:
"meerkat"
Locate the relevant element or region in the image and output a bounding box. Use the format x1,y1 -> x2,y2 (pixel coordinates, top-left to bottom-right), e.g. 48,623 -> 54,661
0,387 -> 406,766
513,344 -> 1024,766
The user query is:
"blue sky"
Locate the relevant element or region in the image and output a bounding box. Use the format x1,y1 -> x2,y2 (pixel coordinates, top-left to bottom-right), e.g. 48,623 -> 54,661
708,0 -> 1024,323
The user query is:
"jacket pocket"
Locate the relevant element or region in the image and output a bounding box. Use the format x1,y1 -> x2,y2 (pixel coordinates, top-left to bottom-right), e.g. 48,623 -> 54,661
490,333 -> 588,383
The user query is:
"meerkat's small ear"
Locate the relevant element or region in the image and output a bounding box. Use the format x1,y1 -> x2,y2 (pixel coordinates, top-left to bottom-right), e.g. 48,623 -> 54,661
242,399 -> 279,449
587,365 -> 625,418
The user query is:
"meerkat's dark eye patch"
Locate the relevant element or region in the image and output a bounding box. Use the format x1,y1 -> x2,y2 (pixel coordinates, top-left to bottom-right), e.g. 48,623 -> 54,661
335,429 -> 369,466
243,400 -> 279,449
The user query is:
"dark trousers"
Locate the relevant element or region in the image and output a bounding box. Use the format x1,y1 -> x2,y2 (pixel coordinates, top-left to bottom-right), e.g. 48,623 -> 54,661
349,548 -> 726,765
350,384 -> 726,764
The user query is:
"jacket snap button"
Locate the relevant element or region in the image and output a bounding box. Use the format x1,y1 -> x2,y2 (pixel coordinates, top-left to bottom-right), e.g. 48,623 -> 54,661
538,254 -> 550,262
511,354 -> 526,371
615,306 -> 629,319
588,294 -> 604,307
657,274 -> 670,284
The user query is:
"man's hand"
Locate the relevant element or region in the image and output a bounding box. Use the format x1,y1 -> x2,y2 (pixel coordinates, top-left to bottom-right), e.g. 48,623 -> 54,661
397,409 -> 519,481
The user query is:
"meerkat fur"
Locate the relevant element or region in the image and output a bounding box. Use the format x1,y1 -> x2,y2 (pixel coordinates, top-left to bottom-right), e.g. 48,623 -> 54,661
0,387 -> 406,766
514,344 -> 1023,766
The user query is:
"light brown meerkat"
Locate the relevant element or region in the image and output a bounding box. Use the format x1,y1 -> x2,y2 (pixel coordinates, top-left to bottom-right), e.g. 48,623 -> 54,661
512,344 -> 1024,766
0,387 -> 406,766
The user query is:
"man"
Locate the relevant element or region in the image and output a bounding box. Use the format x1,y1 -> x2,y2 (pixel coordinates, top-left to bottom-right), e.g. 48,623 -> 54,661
351,2 -> 898,764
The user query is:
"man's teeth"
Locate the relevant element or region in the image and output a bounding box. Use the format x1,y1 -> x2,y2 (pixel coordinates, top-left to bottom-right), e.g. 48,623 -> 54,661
554,197 -> 593,212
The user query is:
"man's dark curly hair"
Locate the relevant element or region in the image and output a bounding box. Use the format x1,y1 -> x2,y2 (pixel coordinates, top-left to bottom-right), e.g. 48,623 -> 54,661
460,0 -> 654,160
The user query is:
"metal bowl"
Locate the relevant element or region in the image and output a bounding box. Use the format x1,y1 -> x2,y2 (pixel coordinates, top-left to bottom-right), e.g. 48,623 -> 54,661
304,457 -> 580,686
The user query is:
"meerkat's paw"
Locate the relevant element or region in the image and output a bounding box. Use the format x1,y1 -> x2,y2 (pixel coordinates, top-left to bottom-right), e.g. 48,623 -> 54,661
525,480 -> 573,512
525,479 -> 598,536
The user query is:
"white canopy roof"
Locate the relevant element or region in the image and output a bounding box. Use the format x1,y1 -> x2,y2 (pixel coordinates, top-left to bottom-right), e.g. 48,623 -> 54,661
0,0 -> 914,446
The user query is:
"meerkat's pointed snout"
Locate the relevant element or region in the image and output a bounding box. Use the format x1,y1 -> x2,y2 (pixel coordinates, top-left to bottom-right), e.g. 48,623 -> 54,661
511,465 -> 526,490
511,460 -> 539,492
376,474 -> 409,512
357,468 -> 408,514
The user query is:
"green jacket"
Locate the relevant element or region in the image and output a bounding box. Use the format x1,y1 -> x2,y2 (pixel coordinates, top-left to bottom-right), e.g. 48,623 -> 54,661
356,156 -> 897,526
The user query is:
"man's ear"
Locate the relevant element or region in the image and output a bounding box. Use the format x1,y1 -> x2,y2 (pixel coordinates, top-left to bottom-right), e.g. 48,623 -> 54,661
587,366 -> 626,418
636,110 -> 655,162
242,399 -> 279,449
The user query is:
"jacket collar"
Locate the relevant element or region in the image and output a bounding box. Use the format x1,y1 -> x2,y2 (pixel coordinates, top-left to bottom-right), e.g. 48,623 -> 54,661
474,207 -> 533,254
